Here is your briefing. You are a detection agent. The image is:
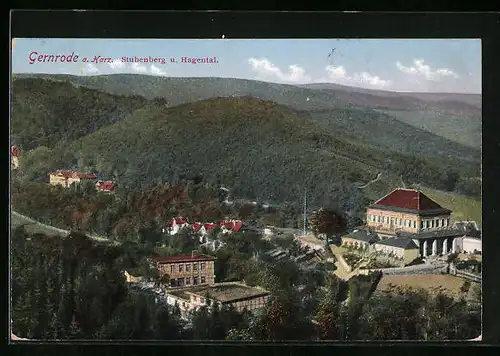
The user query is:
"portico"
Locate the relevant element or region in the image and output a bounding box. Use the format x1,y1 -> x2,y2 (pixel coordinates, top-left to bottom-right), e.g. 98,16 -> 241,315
411,230 -> 463,257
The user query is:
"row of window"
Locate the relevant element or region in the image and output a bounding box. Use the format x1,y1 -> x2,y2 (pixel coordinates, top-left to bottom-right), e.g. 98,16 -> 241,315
368,214 -> 417,228
171,261 -> 207,273
171,276 -> 206,287
368,215 -> 451,229
420,218 -> 450,229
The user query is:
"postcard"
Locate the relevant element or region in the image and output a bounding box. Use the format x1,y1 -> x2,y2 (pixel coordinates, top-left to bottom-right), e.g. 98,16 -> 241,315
10,38 -> 482,341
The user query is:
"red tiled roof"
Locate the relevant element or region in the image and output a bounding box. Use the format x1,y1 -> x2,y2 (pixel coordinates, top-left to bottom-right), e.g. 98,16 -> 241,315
220,220 -> 244,232
11,146 -> 21,157
204,223 -> 218,231
96,180 -> 116,191
373,188 -> 444,211
192,222 -> 202,232
232,221 -> 244,232
48,170 -> 97,179
167,217 -> 189,227
152,254 -> 216,264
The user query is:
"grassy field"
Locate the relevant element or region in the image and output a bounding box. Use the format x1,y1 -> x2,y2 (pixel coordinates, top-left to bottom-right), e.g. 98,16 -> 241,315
418,187 -> 482,226
376,274 -> 477,300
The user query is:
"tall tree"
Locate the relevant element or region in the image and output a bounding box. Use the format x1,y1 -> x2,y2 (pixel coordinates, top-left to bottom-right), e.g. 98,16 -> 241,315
308,207 -> 347,244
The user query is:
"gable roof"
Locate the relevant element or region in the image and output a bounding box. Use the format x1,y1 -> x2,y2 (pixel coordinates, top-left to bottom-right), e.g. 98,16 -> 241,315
167,217 -> 189,227
48,170 -> 97,179
343,229 -> 379,243
371,188 -> 451,215
11,146 -> 21,157
152,254 -> 216,264
96,180 -> 116,191
375,237 -> 419,249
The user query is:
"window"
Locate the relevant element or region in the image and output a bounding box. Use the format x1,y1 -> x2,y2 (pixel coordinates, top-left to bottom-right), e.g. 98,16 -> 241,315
193,277 -> 199,285
186,263 -> 191,272
178,264 -> 183,272
413,221 -> 416,228
170,265 -> 174,273
425,221 -> 429,229
193,263 -> 198,271
177,278 -> 184,287
431,220 -> 435,228
441,219 -> 445,226
186,277 -> 191,285
200,262 -> 206,271
201,276 -> 206,284
420,221 -> 424,229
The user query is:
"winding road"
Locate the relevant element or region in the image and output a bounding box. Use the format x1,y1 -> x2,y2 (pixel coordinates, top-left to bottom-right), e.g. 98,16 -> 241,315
356,172 -> 383,189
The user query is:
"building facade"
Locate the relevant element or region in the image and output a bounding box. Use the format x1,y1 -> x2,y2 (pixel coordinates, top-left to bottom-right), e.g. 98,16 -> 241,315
11,146 -> 20,170
372,237 -> 420,265
166,282 -> 270,315
151,254 -> 216,288
366,188 -> 452,236
48,170 -> 97,188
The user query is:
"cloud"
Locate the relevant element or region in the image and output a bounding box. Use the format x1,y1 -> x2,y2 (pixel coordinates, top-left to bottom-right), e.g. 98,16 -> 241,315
131,62 -> 147,73
396,59 -> 459,81
324,65 -> 391,89
248,57 -> 311,84
150,64 -> 167,76
108,59 -> 126,70
83,63 -> 99,74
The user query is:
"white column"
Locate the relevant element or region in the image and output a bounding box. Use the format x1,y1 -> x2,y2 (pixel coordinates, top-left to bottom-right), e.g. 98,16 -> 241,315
452,238 -> 456,253
442,238 -> 448,254
432,239 -> 437,256
423,240 -> 428,257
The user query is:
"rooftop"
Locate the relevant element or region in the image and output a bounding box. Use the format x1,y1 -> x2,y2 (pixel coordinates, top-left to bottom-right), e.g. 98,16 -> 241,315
168,290 -> 191,301
343,229 -> 379,243
371,188 -> 451,215
48,170 -> 97,179
152,254 -> 216,264
185,283 -> 270,303
398,228 -> 464,240
375,237 -> 419,249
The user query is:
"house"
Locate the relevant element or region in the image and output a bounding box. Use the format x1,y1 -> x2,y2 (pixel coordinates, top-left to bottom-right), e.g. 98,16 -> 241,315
11,146 -> 20,169
166,282 -> 270,315
95,180 -> 116,193
341,229 -> 379,250
455,236 -> 482,254
150,253 -> 216,288
220,219 -> 244,234
366,188 -> 452,236
372,237 -> 420,265
199,223 -> 219,236
48,170 -> 97,188
366,188 -> 464,258
296,235 -> 325,252
167,217 -> 189,235
123,270 -> 143,283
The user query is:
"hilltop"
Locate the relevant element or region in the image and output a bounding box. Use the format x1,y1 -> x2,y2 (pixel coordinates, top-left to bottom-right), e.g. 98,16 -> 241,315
11,77 -> 148,150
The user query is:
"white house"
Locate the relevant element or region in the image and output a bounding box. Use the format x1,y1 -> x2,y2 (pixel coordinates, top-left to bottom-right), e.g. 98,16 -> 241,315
167,217 -> 189,235
455,236 -> 482,254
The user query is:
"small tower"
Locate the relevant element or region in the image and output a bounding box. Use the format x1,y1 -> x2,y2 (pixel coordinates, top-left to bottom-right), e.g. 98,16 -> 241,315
11,146 -> 20,169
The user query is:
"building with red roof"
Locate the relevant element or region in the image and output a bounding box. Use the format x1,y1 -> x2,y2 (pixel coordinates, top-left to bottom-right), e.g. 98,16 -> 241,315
95,180 -> 116,193
220,219 -> 244,234
150,253 -> 216,288
166,217 -> 190,235
48,170 -> 97,188
11,146 -> 20,169
366,188 -> 452,236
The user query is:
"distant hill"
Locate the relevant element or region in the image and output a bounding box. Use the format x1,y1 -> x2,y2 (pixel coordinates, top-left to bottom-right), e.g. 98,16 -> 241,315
11,77 -> 148,150
300,82 -> 482,110
12,73 -> 482,152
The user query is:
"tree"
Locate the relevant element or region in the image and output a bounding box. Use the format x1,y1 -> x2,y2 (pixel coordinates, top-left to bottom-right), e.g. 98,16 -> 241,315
308,207 -> 347,244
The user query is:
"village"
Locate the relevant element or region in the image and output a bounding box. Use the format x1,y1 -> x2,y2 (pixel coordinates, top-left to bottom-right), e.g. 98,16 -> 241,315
11,145 -> 482,318
10,144 -> 482,341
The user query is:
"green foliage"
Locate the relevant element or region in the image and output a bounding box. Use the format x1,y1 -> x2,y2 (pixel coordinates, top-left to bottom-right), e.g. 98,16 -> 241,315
11,78 -> 147,150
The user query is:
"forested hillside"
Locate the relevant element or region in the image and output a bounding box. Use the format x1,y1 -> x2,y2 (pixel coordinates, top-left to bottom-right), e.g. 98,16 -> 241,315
11,77 -> 148,150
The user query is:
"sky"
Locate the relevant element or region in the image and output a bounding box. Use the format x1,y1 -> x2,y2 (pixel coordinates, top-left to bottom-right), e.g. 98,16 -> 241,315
11,38 -> 481,94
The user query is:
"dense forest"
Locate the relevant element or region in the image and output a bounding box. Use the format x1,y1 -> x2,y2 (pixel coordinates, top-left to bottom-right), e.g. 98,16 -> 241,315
11,226 -> 481,340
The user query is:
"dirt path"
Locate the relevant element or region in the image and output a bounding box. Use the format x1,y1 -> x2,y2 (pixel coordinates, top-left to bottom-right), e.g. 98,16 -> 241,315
11,211 -> 119,245
356,172 -> 382,189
